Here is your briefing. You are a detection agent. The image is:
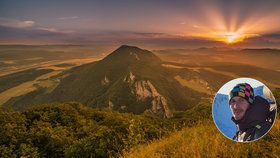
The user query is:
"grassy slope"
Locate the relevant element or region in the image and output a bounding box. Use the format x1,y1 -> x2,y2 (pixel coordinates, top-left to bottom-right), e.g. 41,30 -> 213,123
123,88 -> 280,158
123,120 -> 280,158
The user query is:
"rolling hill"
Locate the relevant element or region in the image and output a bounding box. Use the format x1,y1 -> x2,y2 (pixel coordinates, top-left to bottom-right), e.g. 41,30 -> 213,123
3,45 -> 208,117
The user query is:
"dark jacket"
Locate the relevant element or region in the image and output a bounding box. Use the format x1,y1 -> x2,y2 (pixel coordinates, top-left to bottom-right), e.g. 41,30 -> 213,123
232,96 -> 274,142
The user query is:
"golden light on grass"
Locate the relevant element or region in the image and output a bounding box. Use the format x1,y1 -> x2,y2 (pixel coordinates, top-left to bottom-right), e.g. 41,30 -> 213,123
123,120 -> 280,158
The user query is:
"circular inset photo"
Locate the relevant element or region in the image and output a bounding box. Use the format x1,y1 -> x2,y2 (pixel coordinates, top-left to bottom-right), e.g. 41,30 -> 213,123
212,78 -> 277,142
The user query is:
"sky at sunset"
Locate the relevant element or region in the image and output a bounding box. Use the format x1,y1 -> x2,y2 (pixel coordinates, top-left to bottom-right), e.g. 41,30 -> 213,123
1,0 -> 280,48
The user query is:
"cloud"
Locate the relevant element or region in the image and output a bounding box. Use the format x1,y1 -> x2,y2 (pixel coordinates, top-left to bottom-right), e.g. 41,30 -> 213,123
38,27 -> 58,32
0,17 -> 35,28
261,33 -> 280,42
57,16 -> 79,20
0,18 -> 73,34
23,21 -> 35,26
37,27 -> 74,34
0,25 -> 75,43
192,25 -> 200,28
1,24 -> 280,49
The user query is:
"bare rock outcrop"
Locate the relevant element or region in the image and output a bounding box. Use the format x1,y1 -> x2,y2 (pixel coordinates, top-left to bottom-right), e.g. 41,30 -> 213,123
124,72 -> 173,118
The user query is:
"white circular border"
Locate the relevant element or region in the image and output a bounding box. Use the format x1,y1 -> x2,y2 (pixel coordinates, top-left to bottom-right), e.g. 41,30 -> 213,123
212,77 -> 277,143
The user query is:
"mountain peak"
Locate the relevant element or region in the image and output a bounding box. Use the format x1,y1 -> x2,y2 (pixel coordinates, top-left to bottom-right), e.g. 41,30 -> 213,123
115,45 -> 148,54
119,45 -> 139,49
103,45 -> 161,63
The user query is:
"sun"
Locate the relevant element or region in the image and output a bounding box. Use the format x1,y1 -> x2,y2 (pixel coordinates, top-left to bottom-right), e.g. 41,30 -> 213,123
224,32 -> 239,44
190,31 -> 247,45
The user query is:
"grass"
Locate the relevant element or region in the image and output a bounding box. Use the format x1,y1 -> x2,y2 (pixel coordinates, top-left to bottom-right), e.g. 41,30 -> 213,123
123,119 -> 280,158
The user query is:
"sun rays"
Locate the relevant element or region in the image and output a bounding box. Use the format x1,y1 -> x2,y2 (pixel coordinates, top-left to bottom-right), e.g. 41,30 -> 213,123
181,3 -> 280,45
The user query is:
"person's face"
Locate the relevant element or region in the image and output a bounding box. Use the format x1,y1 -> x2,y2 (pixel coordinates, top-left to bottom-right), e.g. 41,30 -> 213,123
229,96 -> 250,121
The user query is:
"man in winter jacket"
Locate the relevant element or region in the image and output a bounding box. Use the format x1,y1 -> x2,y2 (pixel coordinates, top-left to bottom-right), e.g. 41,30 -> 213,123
229,83 -> 274,142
